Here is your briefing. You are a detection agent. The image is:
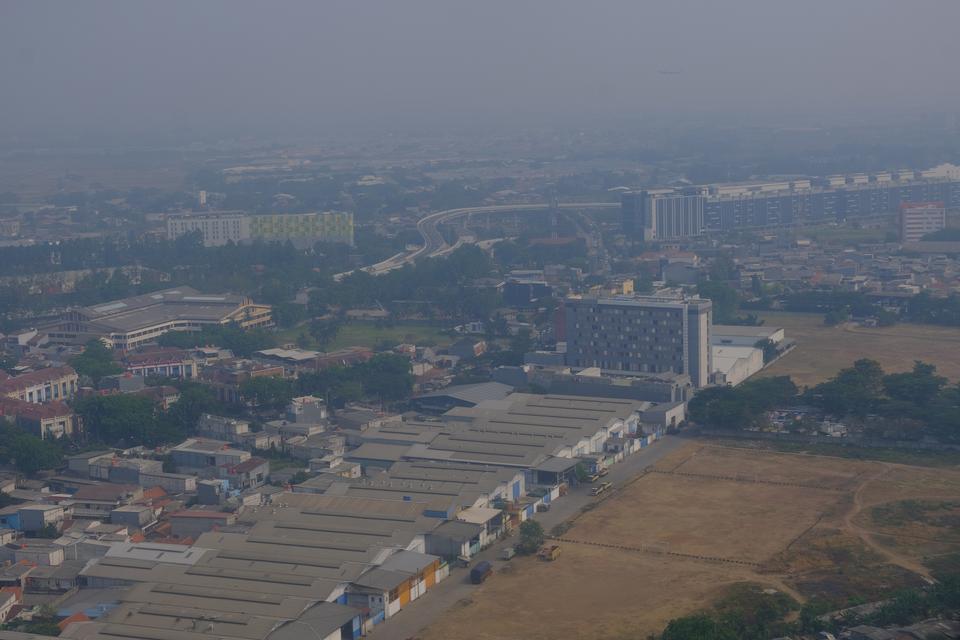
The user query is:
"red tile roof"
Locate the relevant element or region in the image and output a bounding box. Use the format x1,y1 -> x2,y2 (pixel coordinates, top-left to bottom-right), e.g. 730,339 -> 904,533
0,366 -> 77,394
59,611 -> 90,631
0,397 -> 73,420
140,487 -> 168,501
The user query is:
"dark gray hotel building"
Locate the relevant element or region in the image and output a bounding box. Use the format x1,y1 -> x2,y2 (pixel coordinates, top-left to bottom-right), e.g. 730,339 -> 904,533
564,295 -> 713,388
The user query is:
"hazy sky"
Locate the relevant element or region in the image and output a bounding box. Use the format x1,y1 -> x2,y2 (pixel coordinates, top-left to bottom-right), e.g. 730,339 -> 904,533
2,0 -> 959,138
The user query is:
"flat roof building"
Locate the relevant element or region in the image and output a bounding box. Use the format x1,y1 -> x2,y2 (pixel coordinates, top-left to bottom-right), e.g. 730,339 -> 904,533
900,201 -> 946,243
565,295 -> 713,387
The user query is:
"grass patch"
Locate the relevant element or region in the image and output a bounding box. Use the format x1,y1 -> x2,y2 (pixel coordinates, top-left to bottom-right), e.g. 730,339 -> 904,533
272,325 -> 317,348
712,582 -> 798,619
272,322 -> 453,351
760,516 -> 930,609
871,500 -> 960,527
329,322 -> 452,351
704,438 -> 960,468
927,553 -> 960,580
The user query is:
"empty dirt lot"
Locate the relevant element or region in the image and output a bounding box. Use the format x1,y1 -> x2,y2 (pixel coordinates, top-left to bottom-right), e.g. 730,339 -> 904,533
418,443 -> 960,640
755,311 -> 960,388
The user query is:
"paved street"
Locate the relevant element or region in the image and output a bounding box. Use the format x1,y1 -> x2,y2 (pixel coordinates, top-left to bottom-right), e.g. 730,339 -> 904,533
366,434 -> 688,640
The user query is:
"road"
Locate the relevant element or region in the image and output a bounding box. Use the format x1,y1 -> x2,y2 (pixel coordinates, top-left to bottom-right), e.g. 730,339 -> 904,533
334,201 -> 618,281
367,434 -> 688,640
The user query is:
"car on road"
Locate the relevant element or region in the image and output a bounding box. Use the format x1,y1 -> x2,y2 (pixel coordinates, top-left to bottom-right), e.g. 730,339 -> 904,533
500,546 -> 516,560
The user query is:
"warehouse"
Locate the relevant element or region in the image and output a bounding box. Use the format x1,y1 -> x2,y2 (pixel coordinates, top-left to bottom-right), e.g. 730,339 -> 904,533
410,381 -> 513,414
406,393 -> 647,470
43,287 -> 273,350
712,345 -> 765,387
74,493 -> 451,638
711,324 -> 785,347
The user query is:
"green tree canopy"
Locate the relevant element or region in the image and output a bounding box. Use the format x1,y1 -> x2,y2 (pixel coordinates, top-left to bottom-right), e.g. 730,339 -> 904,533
660,614 -> 739,640
517,520 -> 545,555
0,424 -> 63,475
806,358 -> 885,416
240,376 -> 296,410
69,339 -> 122,383
688,376 -> 797,430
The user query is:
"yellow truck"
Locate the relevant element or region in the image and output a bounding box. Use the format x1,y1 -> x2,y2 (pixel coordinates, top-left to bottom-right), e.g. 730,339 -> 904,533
538,544 -> 561,561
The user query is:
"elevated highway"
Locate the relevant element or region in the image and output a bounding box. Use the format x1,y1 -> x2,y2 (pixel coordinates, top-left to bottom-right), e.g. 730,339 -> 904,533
334,201 -> 618,280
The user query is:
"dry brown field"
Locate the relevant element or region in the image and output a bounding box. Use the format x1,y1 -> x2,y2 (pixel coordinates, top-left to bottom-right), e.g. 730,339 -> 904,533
754,311 -> 960,388
419,443 -> 960,640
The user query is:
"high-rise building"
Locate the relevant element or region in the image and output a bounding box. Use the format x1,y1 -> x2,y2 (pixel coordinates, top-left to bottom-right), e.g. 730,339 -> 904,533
900,201 -> 946,242
621,190 -> 704,241
622,170 -> 960,239
564,295 -> 713,387
248,211 -> 354,247
167,212 -> 249,247
166,211 -> 355,247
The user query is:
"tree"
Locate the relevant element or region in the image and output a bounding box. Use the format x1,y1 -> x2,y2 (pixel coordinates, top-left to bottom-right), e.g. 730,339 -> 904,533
688,377 -> 797,431
0,424 -> 63,475
517,520 -> 545,555
883,361 -> 947,406
154,381 -> 221,443
697,280 -> 739,324
807,359 -> 884,416
69,338 -> 121,383
357,353 -> 413,403
240,376 -> 295,409
158,323 -> 273,357
709,254 -> 737,282
309,319 -> 342,350
574,463 -> 589,483
660,614 -> 739,640
14,604 -> 61,636
272,302 -> 307,329
877,308 -> 898,327
74,394 -> 158,446
824,306 -> 851,326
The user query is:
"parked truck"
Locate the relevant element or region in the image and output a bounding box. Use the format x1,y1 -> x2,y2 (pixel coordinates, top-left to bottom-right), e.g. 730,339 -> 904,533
538,544 -> 561,561
470,560 -> 493,584
500,546 -> 516,561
